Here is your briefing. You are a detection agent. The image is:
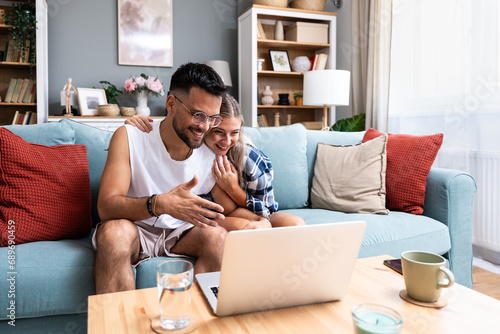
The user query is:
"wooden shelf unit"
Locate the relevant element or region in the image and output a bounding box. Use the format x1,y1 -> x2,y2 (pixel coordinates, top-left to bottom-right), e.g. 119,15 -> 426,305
238,5 -> 336,127
0,1 -> 48,126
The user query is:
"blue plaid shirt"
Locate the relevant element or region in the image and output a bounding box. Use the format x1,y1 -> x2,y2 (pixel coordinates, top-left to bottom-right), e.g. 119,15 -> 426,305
243,144 -> 279,218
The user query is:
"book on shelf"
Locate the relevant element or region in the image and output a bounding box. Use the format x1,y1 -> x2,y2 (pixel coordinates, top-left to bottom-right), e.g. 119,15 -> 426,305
257,21 -> 267,40
17,78 -> 30,103
27,82 -> 36,103
5,39 -> 18,62
16,113 -> 24,125
257,114 -> 269,127
22,79 -> 35,103
315,53 -> 328,70
4,78 -> 18,103
11,111 -> 19,125
308,53 -> 328,71
10,78 -> 24,103
2,40 -> 8,61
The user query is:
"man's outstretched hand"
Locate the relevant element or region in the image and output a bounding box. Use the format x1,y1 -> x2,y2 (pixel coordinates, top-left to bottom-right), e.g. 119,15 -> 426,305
157,175 -> 225,228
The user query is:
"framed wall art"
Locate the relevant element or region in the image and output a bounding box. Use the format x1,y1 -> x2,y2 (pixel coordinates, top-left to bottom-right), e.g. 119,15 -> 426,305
77,88 -> 107,116
118,0 -> 173,67
269,50 -> 291,72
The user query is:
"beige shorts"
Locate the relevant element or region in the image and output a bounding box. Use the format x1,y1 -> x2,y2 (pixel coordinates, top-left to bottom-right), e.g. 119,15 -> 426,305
92,221 -> 194,267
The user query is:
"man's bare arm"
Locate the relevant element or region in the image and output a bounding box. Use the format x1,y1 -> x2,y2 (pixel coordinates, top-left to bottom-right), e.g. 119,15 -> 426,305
97,126 -> 225,227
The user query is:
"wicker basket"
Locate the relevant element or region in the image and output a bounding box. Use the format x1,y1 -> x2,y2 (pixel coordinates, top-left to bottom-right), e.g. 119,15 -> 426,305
97,104 -> 119,117
121,107 -> 136,117
253,0 -> 288,8
289,0 -> 327,11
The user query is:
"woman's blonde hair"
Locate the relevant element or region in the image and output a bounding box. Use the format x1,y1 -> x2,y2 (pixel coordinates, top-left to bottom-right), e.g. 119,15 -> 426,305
219,94 -> 246,188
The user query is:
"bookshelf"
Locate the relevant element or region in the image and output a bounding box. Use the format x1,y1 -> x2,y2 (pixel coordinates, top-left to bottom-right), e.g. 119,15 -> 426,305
0,0 -> 48,125
238,5 -> 336,128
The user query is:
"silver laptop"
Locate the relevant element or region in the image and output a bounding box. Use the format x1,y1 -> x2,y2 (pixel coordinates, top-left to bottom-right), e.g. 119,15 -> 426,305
195,221 -> 366,316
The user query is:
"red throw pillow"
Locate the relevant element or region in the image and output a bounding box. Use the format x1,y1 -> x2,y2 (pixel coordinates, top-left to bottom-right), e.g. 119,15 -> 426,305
0,128 -> 92,246
362,128 -> 443,215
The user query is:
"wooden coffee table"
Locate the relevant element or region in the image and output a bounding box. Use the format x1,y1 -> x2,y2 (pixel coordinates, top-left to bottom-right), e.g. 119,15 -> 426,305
88,255 -> 500,333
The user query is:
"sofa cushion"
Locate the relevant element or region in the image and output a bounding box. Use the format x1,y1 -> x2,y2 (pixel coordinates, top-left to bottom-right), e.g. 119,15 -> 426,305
363,129 -> 443,214
59,119 -> 113,225
244,124 -> 309,209
0,234 -> 95,320
281,208 -> 451,259
311,134 -> 389,214
305,130 -> 365,191
3,122 -> 76,146
0,128 -> 92,246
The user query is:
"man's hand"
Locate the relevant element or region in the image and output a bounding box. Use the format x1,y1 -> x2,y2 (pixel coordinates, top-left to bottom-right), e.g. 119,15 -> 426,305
157,175 -> 225,228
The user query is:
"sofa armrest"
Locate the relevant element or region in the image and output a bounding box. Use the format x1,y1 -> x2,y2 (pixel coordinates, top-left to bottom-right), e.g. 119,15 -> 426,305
423,168 -> 477,287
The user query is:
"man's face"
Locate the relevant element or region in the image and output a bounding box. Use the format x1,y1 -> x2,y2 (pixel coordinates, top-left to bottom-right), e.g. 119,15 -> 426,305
172,87 -> 222,149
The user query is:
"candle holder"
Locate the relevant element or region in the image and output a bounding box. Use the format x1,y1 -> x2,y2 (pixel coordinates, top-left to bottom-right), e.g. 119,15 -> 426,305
352,304 -> 403,334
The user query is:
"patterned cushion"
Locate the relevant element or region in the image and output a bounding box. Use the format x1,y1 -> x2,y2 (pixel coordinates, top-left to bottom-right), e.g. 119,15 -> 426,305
0,128 -> 92,246
362,128 -> 443,214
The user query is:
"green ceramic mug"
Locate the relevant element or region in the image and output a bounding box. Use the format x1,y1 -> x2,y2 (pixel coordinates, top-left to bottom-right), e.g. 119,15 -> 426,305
401,251 -> 455,303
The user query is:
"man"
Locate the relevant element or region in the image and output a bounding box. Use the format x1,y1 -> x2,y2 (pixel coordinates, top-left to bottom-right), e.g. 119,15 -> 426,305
94,63 -> 231,294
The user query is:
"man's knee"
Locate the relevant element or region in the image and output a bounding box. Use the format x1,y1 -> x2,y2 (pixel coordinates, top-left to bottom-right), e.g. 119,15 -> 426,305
96,219 -> 139,255
201,226 -> 227,247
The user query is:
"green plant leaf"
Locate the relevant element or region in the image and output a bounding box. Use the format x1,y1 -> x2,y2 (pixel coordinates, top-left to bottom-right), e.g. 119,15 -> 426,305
331,113 -> 366,132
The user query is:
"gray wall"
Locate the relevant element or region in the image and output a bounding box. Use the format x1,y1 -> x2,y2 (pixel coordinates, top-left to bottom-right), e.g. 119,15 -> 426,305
47,0 -> 238,116
47,0 -> 351,120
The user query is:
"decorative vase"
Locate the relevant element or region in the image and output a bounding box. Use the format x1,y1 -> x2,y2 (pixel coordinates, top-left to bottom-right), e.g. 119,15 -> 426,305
261,86 -> 274,105
274,20 -> 284,41
135,91 -> 150,116
292,56 -> 311,72
278,93 -> 290,105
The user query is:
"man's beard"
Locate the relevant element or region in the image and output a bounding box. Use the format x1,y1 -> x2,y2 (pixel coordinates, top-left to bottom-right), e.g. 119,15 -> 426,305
172,113 -> 204,149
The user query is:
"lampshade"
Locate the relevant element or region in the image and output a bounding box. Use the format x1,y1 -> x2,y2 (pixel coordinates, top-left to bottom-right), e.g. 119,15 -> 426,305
204,60 -> 232,87
303,69 -> 350,129
303,69 -> 350,106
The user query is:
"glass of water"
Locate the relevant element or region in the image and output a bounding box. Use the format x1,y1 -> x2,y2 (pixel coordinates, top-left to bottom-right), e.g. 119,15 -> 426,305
156,260 -> 194,330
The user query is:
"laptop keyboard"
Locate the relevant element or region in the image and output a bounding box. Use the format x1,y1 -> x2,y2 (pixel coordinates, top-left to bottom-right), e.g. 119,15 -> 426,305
210,286 -> 219,299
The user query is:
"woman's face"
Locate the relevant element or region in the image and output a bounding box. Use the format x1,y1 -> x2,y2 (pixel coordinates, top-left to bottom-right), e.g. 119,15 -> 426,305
204,116 -> 241,156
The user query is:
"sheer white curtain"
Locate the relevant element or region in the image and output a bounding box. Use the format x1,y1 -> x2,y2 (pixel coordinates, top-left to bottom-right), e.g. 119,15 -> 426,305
389,0 -> 500,264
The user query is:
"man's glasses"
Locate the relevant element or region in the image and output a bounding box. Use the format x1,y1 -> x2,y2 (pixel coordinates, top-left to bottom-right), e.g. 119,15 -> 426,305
174,95 -> 223,128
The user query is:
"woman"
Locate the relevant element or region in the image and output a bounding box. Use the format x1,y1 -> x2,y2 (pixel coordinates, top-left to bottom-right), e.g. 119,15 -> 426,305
126,94 -> 305,229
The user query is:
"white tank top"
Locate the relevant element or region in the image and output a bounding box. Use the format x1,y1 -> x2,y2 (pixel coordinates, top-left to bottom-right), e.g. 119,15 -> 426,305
125,121 -> 215,229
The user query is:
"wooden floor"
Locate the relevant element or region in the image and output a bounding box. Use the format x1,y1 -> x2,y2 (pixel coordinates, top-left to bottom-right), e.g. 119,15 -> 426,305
472,266 -> 500,300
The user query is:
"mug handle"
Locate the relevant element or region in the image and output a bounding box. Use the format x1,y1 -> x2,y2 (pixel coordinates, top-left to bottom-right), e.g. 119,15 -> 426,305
438,267 -> 455,288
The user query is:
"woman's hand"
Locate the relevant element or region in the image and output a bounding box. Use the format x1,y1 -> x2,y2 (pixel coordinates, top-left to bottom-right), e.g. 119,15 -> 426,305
212,155 -> 239,193
124,114 -> 153,133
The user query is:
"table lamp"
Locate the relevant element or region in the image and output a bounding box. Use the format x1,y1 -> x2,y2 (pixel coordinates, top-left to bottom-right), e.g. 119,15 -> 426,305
204,60 -> 232,87
303,70 -> 350,130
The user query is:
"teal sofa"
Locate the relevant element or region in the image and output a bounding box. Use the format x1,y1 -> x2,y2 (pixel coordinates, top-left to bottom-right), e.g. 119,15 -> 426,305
0,119 -> 476,333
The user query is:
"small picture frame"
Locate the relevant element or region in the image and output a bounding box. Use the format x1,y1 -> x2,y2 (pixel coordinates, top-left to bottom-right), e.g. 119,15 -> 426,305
77,88 -> 107,116
269,50 -> 291,72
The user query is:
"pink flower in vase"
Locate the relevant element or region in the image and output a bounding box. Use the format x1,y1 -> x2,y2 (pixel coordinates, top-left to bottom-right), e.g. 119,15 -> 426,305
124,79 -> 138,93
147,79 -> 163,95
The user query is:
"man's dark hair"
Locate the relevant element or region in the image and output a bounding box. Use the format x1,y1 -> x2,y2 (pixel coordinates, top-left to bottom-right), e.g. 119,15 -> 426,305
169,62 -> 227,97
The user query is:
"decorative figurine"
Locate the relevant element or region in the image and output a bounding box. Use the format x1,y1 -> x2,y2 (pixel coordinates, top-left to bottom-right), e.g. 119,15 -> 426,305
62,78 -> 77,116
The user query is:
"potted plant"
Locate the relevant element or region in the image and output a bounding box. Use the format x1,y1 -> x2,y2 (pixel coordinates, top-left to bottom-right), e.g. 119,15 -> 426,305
94,81 -> 123,117
330,113 -> 366,132
293,92 -> 303,106
98,81 -> 123,106
5,0 -> 36,69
